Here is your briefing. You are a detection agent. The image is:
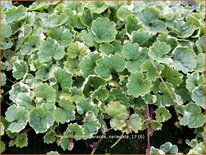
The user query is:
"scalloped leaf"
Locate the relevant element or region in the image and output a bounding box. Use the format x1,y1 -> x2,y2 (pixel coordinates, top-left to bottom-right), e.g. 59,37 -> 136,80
48,26 -> 73,47
15,133 -> 28,148
83,111 -> 101,138
180,103 -> 205,128
172,47 -> 197,74
5,105 -> 28,133
43,13 -> 68,27
191,85 -> 205,109
43,130 -> 56,144
186,72 -> 205,92
105,101 -> 129,120
38,38 -> 65,62
127,72 -> 152,97
95,54 -> 125,78
54,99 -> 75,124
91,17 -> 117,43
148,41 -> 171,64
12,60 -> 28,80
35,83 -> 56,102
15,92 -> 34,111
76,98 -> 99,115
155,107 -> 171,122
63,123 -> 84,140
122,43 -> 149,72
79,52 -> 100,77
84,2 -> 108,14
29,107 -> 55,133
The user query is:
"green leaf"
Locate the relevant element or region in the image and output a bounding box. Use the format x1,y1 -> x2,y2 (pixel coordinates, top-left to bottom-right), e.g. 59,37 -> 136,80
140,60 -> 164,81
38,38 -> 65,62
150,146 -> 165,154
172,47 -> 197,74
48,26 -> 73,47
105,101 -> 129,120
128,114 -> 143,133
5,5 -> 27,23
99,43 -> 114,55
35,83 -> 56,102
180,103 -> 205,128
155,107 -> 171,122
16,92 -> 34,111
1,23 -> 12,40
12,60 -> 28,80
84,2 -> 108,14
54,68 -> 72,91
195,53 -> 205,72
160,142 -> 178,154
83,111 -> 101,138
63,123 -> 84,140
116,7 -> 132,21
132,29 -> 153,47
161,66 -> 183,87
186,72 -> 204,92
191,85 -> 205,109
79,52 -> 100,77
127,72 -> 152,97
148,41 -> 171,64
0,123 -> 5,136
76,98 -> 99,115
91,17 -> 117,43
95,54 -> 125,78
110,118 -> 126,131
67,41 -> 89,60
125,15 -> 142,34
20,34 -> 40,55
43,130 -> 56,144
54,99 -> 75,124
16,133 -> 28,148
122,43 -> 149,72
5,105 -> 28,133
29,107 -> 55,133
44,13 -> 68,27
91,86 -> 109,101
156,33 -> 178,50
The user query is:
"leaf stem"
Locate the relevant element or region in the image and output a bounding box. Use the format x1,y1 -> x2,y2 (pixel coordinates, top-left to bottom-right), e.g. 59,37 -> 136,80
111,133 -> 124,148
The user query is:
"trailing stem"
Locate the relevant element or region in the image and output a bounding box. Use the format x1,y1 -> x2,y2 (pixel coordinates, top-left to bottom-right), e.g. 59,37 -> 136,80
146,104 -> 151,154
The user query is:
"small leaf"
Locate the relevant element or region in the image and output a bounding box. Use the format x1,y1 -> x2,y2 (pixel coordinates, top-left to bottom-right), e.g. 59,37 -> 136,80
54,99 -> 75,124
128,114 -> 143,133
84,2 -> 108,14
148,41 -> 171,64
12,61 -> 28,80
63,123 -> 84,140
132,29 -> 152,47
54,68 -> 72,91
44,13 -> 68,27
43,130 -> 56,144
95,54 -> 125,78
83,111 -> 101,138
105,101 -> 129,120
76,98 -> 99,115
38,38 -> 65,62
79,52 -> 100,77
48,26 -> 73,47
186,72 -> 204,92
191,85 -> 205,109
16,92 -> 34,111
1,23 -> 12,40
160,142 -> 178,154
16,133 -> 28,148
5,105 -> 28,133
116,7 -> 132,21
91,17 -> 117,43
180,103 -> 205,128
172,47 -> 197,74
127,72 -> 152,97
29,108 -> 55,133
122,43 -> 149,72
91,86 -> 109,101
35,83 -> 56,102
155,107 -> 171,122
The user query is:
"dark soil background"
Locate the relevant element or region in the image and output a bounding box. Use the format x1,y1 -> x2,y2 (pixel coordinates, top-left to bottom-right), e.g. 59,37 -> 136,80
2,1 -> 196,154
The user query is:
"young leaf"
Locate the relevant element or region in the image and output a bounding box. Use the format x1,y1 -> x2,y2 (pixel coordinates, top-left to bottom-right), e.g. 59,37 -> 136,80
12,61 -> 28,80
43,130 -> 56,144
15,133 -> 28,148
155,107 -> 172,122
191,85 -> 205,109
63,123 -> 85,140
126,72 -> 152,97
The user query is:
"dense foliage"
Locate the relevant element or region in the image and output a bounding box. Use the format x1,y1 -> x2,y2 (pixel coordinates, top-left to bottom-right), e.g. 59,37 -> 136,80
0,1 -> 205,154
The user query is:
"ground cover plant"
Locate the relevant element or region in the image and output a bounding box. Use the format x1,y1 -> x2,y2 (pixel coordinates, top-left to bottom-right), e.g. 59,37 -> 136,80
0,0 -> 205,154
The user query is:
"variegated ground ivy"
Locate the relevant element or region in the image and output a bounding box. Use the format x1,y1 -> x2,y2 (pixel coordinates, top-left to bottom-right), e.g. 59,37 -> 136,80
0,1 -> 205,154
